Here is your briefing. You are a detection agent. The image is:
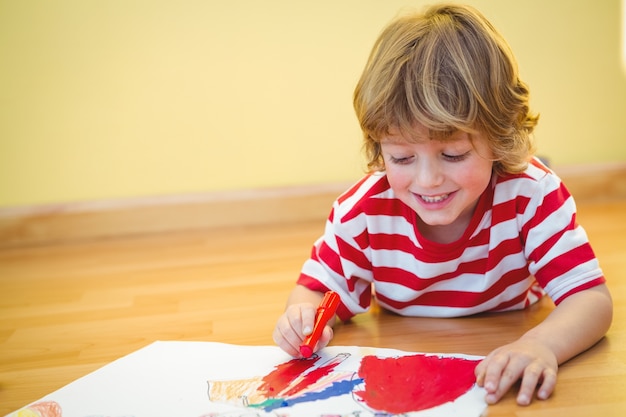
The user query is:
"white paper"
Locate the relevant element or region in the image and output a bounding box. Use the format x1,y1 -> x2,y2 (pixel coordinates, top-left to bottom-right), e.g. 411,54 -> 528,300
7,341 -> 487,417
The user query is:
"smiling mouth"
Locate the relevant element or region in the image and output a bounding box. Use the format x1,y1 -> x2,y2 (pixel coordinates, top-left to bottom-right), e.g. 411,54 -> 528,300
418,193 -> 451,203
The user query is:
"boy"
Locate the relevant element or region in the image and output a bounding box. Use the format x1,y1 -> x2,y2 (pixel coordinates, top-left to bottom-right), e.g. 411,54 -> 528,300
273,4 -> 612,406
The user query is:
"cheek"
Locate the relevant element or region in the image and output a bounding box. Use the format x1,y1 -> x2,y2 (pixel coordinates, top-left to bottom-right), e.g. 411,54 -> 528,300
456,161 -> 493,189
385,166 -> 413,191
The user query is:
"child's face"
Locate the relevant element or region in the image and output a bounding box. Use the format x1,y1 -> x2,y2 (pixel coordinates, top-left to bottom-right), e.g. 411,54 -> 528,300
380,125 -> 494,235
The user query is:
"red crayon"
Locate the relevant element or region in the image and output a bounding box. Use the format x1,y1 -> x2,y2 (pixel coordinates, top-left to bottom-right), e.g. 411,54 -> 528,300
300,291 -> 340,358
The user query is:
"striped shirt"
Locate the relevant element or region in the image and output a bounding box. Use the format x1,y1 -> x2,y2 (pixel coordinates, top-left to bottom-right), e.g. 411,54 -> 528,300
297,158 -> 605,320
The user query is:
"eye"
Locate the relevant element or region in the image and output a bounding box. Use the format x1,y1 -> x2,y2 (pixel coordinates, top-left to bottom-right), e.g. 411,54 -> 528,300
442,151 -> 470,162
389,155 -> 414,165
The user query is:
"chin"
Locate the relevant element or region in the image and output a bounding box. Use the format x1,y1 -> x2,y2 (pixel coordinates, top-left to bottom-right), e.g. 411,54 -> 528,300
415,208 -> 456,223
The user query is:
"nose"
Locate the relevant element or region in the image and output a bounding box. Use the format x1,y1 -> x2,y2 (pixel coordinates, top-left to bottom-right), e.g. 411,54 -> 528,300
414,158 -> 444,189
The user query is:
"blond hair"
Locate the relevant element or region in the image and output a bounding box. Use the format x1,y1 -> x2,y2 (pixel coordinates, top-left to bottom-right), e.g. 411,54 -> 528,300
353,4 -> 538,176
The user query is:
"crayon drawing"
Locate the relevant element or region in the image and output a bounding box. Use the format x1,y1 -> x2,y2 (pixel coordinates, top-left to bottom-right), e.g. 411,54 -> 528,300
10,402 -> 62,417
208,353 -> 360,410
208,351 -> 480,416
6,342 -> 487,417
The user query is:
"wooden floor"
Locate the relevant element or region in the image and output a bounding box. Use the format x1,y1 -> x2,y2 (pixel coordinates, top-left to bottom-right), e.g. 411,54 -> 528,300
1,199 -> 625,416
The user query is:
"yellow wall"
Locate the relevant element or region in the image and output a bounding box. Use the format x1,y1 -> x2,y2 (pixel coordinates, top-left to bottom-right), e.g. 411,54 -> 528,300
1,0 -> 625,207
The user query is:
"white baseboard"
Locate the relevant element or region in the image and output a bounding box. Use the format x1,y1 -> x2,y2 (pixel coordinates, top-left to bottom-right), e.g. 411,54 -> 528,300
1,163 -> 625,248
553,162 -> 626,201
0,182 -> 352,248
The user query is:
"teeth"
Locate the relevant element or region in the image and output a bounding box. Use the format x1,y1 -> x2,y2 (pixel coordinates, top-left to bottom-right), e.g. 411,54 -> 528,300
420,193 -> 449,203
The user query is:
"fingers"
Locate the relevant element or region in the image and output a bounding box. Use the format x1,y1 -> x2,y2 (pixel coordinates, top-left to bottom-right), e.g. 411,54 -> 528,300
272,303 -> 318,357
536,368 -> 557,401
475,348 -> 557,406
316,325 -> 334,351
478,352 -> 516,405
516,363 -> 543,405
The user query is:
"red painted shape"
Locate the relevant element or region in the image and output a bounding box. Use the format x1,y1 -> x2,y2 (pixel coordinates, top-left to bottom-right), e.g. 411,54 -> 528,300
356,354 -> 479,413
258,356 -> 320,395
282,358 -> 342,397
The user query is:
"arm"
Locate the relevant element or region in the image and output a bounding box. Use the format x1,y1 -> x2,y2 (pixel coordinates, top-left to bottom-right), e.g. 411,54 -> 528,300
273,285 -> 336,357
475,283 -> 613,405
